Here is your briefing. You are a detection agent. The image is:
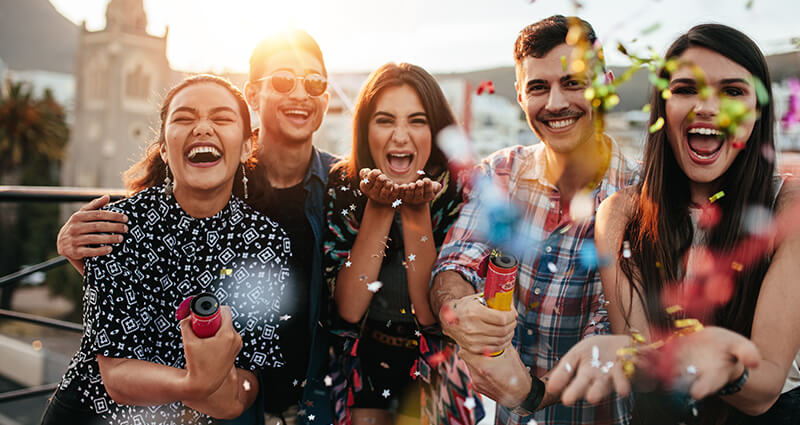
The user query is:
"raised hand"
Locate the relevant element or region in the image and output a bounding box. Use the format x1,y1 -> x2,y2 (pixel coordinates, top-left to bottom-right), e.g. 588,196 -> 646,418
438,292 -> 516,355
359,168 -> 400,206
396,178 -> 442,206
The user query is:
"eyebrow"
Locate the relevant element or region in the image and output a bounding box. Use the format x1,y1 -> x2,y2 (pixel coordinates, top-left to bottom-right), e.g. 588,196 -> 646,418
373,111 -> 427,119
171,106 -> 237,115
670,77 -> 751,86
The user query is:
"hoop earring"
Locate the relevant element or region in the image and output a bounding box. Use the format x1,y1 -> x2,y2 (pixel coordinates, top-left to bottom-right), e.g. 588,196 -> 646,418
241,163 -> 248,200
164,165 -> 174,197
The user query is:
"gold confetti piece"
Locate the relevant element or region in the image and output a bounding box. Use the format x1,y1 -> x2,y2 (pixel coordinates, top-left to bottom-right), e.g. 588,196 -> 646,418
666,305 -> 684,315
528,301 -> 540,309
623,361 -> 636,378
584,87 -> 596,101
632,333 -> 646,344
661,89 -> 672,99
400,308 -> 407,314
674,318 -> 700,328
561,55 -> 568,71
709,191 -> 725,203
649,117 -> 664,133
220,268 -> 232,276
655,261 -> 662,268
731,261 -> 743,271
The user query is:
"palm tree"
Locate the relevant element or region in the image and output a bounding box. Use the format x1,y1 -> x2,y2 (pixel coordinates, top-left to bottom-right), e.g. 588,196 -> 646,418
0,79 -> 69,309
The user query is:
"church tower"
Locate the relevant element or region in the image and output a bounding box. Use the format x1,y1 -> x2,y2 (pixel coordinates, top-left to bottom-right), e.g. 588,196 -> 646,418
62,0 -> 171,189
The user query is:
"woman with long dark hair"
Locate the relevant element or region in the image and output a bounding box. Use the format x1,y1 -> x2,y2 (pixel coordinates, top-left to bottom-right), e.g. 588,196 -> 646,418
323,63 -> 478,425
547,24 -> 800,424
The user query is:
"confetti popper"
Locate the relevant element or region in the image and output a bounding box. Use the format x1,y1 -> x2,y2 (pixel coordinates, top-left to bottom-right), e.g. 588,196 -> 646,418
176,292 -> 221,338
484,252 -> 518,356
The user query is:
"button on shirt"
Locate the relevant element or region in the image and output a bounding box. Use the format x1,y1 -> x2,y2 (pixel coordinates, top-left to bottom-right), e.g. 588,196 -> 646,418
433,137 -> 639,425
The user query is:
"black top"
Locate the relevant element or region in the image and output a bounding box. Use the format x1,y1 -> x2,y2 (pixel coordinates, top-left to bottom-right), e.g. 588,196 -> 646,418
58,185 -> 292,424
248,173 -> 314,413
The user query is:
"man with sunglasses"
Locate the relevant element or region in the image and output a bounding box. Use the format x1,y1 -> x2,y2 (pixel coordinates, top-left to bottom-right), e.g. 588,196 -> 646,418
56,30 -> 337,425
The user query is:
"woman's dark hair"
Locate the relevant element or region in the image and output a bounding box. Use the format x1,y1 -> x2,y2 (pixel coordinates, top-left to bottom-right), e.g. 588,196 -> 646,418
621,23 -> 775,424
333,62 -> 454,182
123,74 -> 255,194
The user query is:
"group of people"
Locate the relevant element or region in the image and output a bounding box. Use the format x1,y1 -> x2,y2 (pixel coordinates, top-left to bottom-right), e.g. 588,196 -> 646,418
41,13 -> 798,425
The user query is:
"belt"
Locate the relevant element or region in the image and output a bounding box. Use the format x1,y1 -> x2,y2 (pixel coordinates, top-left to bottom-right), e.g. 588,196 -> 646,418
367,328 -> 419,349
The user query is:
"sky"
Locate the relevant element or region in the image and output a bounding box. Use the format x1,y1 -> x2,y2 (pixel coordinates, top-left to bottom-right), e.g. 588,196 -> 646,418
49,0 -> 800,74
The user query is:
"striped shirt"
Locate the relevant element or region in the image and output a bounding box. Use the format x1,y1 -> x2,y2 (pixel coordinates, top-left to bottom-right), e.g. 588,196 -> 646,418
433,137 -> 639,425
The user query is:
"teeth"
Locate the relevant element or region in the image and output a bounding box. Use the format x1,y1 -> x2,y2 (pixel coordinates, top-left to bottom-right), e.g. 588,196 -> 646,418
389,153 -> 412,158
687,127 -> 723,136
547,118 -> 576,129
284,109 -> 309,118
188,146 -> 221,159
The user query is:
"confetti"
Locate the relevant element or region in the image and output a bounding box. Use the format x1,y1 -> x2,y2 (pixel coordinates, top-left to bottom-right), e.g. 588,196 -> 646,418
219,268 -> 233,276
622,240 -> 632,258
308,414 -> 316,421
731,261 -> 744,272
564,362 -> 573,373
382,389 -> 391,399
417,169 -> 426,175
324,375 -> 332,387
649,117 -> 665,133
476,80 -> 495,95
362,177 -> 369,185
366,281 -> 383,293
547,262 -> 557,273
420,235 -> 428,242
709,191 -> 725,203
350,204 -> 356,211
732,141 -> 745,149
408,253 -> 416,262
391,199 -> 402,208
591,345 -> 601,368
341,209 -> 349,216
687,365 -> 697,375
345,260 -> 352,268
280,314 -> 291,321
464,397 -> 476,410
601,361 -> 614,374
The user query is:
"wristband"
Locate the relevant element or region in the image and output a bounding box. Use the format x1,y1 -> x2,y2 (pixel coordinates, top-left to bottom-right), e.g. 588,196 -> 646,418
717,367 -> 749,396
510,367 -> 546,416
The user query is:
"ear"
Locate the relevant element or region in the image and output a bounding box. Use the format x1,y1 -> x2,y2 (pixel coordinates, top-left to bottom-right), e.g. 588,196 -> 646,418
515,80 -> 524,107
321,90 -> 330,114
159,143 -> 168,164
240,136 -> 253,163
244,81 -> 260,111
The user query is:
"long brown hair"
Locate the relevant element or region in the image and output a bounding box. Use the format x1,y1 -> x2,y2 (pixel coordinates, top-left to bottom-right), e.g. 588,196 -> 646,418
333,62 -> 454,182
123,74 -> 255,194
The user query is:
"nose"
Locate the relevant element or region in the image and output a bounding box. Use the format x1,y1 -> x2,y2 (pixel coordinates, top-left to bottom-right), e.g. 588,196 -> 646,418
392,125 -> 410,144
193,119 -> 213,137
694,90 -> 720,119
545,86 -> 569,112
288,78 -> 309,100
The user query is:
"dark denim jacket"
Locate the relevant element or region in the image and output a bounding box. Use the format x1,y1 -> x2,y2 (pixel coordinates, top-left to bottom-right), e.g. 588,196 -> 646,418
224,146 -> 339,425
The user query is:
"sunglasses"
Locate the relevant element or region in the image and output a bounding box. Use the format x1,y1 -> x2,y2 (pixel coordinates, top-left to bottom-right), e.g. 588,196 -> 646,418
255,70 -> 327,97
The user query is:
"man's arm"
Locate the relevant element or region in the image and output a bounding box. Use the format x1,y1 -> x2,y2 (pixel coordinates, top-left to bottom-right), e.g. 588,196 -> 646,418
57,195 -> 128,275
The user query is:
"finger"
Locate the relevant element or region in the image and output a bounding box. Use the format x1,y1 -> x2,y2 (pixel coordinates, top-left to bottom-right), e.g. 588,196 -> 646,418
561,366 -> 594,405
74,246 -> 114,258
548,357 -> 578,394
180,317 -> 196,340
379,180 -> 395,201
80,195 -> 110,211
610,363 -> 632,397
76,221 -> 129,235
585,373 -> 613,404
76,234 -> 124,246
359,168 -> 370,179
413,180 -> 425,202
75,210 -> 128,224
219,306 -> 234,331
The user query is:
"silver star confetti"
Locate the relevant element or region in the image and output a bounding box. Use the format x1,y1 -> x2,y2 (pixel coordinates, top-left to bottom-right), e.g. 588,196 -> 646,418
687,365 -> 697,375
464,397 -> 476,410
408,253 -> 416,262
341,209 -> 349,216
590,345 -> 601,368
280,314 -> 292,321
324,375 -> 333,387
392,199 -> 402,208
420,235 -> 428,242
382,389 -> 391,399
345,261 -> 352,268
367,281 -> 383,293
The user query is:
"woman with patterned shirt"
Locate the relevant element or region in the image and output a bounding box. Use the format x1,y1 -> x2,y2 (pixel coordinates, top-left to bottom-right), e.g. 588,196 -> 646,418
323,63 -> 480,425
41,75 -> 291,424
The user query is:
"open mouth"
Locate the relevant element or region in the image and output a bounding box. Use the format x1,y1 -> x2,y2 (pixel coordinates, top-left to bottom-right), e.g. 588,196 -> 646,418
686,127 -> 724,164
187,145 -> 222,164
540,113 -> 583,131
386,152 -> 414,174
281,108 -> 311,122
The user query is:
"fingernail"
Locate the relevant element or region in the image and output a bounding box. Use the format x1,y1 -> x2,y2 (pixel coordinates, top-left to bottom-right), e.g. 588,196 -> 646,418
122,215 -> 128,222
117,235 -> 123,242
123,225 -> 129,232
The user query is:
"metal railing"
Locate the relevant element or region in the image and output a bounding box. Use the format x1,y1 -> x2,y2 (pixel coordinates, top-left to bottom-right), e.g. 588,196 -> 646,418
0,186 -> 125,404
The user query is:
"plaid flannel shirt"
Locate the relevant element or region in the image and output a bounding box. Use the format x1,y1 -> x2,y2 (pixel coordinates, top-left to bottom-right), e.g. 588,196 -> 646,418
433,137 -> 639,425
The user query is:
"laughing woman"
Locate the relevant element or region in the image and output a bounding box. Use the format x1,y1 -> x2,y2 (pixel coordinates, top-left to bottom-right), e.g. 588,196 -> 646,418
41,75 -> 292,424
548,24 -> 800,425
323,63 -> 469,425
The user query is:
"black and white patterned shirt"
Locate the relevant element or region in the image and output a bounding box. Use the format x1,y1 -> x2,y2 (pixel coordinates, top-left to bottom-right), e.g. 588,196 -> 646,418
58,185 -> 292,424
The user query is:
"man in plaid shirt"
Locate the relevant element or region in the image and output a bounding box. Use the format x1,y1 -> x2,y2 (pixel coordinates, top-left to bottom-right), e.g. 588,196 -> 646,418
430,16 -> 639,425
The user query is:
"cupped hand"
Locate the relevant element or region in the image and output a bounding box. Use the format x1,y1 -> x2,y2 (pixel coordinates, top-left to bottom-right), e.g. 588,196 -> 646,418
359,168 -> 400,206
180,306 -> 243,399
459,347 -> 532,408
439,294 -> 516,355
396,178 -> 443,206
547,334 -> 632,405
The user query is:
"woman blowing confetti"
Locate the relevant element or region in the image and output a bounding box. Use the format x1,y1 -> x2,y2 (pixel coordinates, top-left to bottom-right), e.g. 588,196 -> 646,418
547,24 -> 800,425
323,63 -> 478,425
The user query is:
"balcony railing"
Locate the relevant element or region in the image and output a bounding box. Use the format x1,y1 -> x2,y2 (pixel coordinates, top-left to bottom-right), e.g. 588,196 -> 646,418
0,186 -> 125,407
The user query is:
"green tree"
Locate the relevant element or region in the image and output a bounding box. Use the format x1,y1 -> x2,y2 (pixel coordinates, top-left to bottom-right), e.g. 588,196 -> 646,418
0,79 -> 71,311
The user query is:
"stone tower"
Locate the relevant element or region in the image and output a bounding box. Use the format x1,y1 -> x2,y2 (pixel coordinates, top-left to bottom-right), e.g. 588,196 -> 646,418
62,0 -> 170,189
